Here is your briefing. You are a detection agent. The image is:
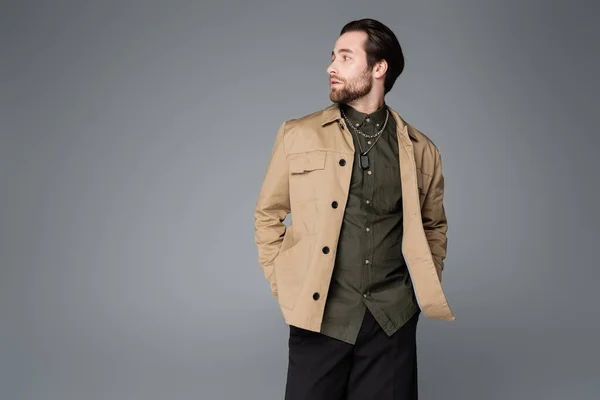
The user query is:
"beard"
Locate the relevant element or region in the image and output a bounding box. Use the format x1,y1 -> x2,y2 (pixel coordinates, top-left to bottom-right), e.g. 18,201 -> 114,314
329,68 -> 373,104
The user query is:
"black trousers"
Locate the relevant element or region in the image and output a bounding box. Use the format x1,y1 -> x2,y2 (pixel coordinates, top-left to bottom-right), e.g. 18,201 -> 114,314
284,307 -> 420,400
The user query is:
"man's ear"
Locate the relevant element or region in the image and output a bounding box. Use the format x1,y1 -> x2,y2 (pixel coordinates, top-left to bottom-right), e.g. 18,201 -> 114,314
373,60 -> 388,79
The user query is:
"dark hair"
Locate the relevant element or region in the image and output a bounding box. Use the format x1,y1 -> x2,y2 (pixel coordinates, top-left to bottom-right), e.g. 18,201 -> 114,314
340,19 -> 405,94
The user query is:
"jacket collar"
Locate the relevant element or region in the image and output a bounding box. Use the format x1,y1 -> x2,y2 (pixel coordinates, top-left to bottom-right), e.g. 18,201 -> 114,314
320,102 -> 417,140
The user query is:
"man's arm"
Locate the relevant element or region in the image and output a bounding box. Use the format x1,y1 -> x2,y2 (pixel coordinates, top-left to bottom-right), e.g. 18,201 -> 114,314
421,149 -> 448,282
253,121 -> 290,298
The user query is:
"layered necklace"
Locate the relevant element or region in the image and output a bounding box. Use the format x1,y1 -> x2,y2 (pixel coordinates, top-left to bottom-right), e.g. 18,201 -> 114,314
341,107 -> 390,170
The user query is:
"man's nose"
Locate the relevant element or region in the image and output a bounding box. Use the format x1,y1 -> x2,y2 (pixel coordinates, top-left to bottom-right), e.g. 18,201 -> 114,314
326,63 -> 336,75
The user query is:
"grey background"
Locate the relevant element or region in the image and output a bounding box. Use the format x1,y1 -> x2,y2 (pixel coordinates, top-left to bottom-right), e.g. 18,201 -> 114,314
1,0 -> 599,399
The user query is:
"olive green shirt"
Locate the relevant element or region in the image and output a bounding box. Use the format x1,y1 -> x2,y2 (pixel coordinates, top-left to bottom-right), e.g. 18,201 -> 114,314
319,102 -> 420,344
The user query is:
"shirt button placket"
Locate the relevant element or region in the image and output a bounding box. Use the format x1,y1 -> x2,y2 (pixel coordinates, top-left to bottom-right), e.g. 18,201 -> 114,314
366,130 -> 376,292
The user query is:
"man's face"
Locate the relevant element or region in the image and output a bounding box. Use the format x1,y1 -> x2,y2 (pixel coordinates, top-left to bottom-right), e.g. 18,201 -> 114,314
327,31 -> 373,104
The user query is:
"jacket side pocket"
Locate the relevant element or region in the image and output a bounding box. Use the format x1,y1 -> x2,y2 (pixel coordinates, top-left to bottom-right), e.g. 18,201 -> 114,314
273,233 -> 317,310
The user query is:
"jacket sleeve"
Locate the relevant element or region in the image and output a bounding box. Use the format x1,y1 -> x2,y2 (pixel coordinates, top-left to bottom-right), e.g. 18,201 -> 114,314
253,121 -> 291,298
421,149 -> 448,282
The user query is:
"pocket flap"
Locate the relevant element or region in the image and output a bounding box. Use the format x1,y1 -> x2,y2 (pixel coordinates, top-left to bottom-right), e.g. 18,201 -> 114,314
288,151 -> 326,173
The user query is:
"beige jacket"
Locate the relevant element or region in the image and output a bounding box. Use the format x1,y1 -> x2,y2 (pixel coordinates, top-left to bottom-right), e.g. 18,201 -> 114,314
254,103 -> 455,331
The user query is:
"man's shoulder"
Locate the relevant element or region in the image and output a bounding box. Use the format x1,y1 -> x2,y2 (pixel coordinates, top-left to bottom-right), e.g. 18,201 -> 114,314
405,121 -> 440,153
386,108 -> 441,157
280,104 -> 337,131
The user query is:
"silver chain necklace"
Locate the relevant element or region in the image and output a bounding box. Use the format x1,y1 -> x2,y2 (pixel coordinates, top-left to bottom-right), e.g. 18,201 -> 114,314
340,108 -> 390,170
341,109 -> 390,139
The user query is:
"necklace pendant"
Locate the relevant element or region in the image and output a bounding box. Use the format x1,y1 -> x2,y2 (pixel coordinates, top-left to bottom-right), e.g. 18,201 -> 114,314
360,153 -> 370,170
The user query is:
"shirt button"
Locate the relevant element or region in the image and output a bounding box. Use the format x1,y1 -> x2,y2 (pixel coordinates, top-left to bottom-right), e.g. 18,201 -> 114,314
313,292 -> 320,300
365,200 -> 370,204
365,118 -> 370,122
322,246 -> 330,254
331,201 -> 338,209
365,259 -> 370,264
363,293 -> 368,298
366,227 -> 370,232
367,140 -> 372,145
367,170 -> 372,175
339,159 -> 346,166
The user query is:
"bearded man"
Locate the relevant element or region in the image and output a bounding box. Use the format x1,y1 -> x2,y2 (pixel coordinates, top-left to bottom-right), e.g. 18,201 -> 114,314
254,18 -> 456,400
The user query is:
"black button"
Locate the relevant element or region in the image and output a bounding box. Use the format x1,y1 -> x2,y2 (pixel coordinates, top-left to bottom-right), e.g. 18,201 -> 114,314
331,201 -> 338,208
322,246 -> 330,254
313,292 -> 320,300
339,159 -> 346,166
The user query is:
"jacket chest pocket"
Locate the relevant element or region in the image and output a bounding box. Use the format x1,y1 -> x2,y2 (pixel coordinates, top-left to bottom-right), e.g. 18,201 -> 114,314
288,150 -> 326,204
